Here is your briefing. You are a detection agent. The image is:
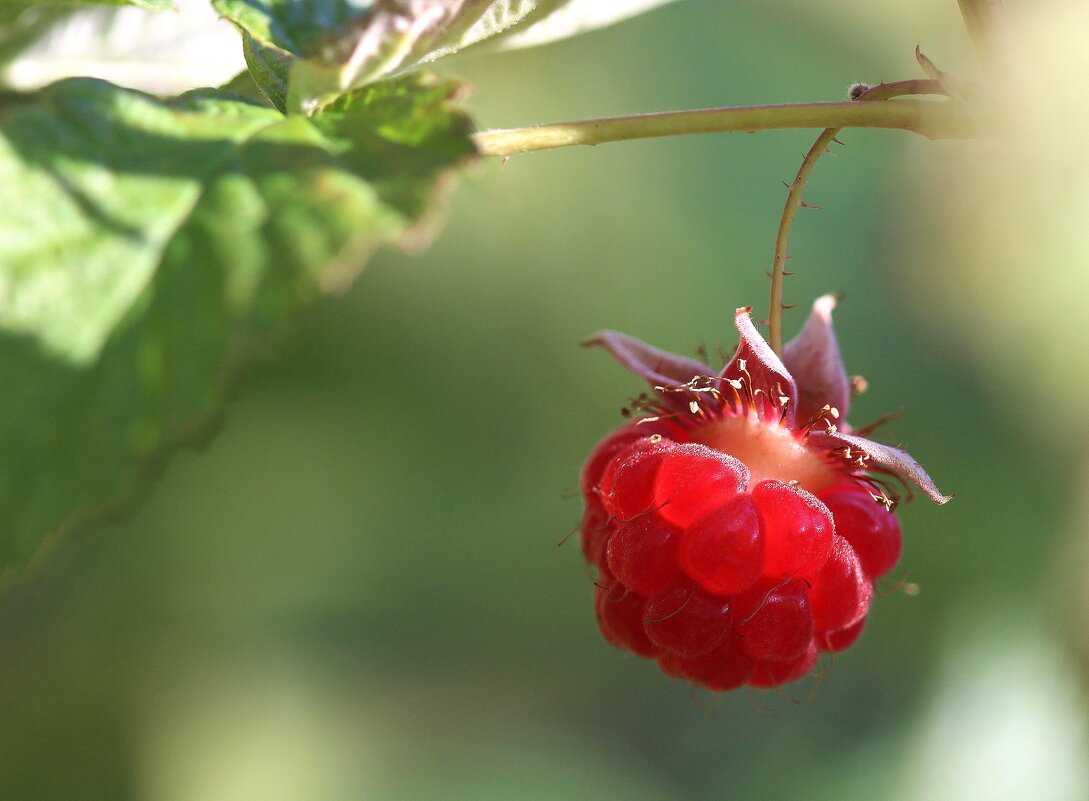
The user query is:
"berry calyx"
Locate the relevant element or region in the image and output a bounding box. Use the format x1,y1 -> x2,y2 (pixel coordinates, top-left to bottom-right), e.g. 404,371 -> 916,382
578,297 -> 949,692
691,415 -> 835,492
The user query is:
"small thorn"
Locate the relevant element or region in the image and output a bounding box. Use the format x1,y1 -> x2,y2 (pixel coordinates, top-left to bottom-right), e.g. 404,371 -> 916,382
915,45 -> 942,82
781,180 -> 792,189
799,201 -> 822,210
781,303 -> 798,310
782,270 -> 795,276
831,137 -> 846,146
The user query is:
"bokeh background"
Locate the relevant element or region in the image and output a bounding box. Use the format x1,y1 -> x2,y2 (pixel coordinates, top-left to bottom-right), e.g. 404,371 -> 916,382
3,1 -> 1089,799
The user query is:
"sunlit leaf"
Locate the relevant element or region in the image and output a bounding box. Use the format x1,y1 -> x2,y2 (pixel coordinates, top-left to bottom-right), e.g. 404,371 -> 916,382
1,1 -> 242,92
0,72 -> 475,566
0,6 -> 74,67
213,0 -> 683,112
0,0 -> 173,8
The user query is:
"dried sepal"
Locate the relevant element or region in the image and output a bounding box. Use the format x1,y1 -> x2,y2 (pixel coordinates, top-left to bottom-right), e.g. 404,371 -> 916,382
583,329 -> 712,412
782,295 -> 851,425
720,307 -> 797,424
811,430 -> 952,505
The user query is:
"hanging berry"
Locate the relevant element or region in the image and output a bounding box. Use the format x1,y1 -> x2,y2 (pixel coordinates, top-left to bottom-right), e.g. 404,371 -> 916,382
580,296 -> 949,691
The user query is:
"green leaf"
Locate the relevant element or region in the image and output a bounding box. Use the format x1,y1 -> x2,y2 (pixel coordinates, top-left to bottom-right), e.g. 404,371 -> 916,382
0,0 -> 174,9
211,0 -> 358,54
0,4 -> 244,93
216,66 -> 278,107
0,73 -> 475,566
487,0 -> 684,51
240,28 -> 291,112
0,6 -> 75,67
213,0 -> 682,112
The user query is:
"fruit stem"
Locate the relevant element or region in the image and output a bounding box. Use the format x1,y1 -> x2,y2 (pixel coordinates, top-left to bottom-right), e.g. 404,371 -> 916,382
767,80 -> 946,356
768,129 -> 841,356
471,96 -> 979,156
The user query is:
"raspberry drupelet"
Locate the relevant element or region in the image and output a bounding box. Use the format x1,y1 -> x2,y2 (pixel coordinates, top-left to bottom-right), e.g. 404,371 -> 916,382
581,296 -> 949,691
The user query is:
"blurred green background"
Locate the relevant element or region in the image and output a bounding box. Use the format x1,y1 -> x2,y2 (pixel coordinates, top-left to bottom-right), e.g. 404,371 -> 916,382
2,1 -> 1087,799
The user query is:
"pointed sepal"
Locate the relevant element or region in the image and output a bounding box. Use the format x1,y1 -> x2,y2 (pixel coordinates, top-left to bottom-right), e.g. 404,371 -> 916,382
583,330 -> 710,409
783,295 -> 851,425
720,308 -> 798,424
811,430 -> 952,505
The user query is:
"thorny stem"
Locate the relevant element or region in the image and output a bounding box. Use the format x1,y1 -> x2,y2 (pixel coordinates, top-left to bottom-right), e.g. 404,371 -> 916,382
471,97 -> 979,156
767,80 -> 945,355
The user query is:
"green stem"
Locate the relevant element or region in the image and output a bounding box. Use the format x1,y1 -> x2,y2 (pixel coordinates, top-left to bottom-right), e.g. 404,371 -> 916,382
472,97 -> 978,157
767,81 -> 944,355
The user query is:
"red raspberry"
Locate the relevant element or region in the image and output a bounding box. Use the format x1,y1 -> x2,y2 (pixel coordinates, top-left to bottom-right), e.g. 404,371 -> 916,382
602,440 -> 747,526
734,577 -> 813,662
594,584 -> 657,659
679,493 -> 763,595
818,485 -> 903,579
804,535 -> 872,633
598,437 -> 672,520
579,424 -> 673,574
643,584 -> 732,658
816,617 -> 866,653
580,422 -> 670,504
578,297 -> 949,692
749,641 -> 819,689
752,480 -> 833,577
606,516 -> 682,595
660,634 -> 755,691
579,503 -> 611,572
